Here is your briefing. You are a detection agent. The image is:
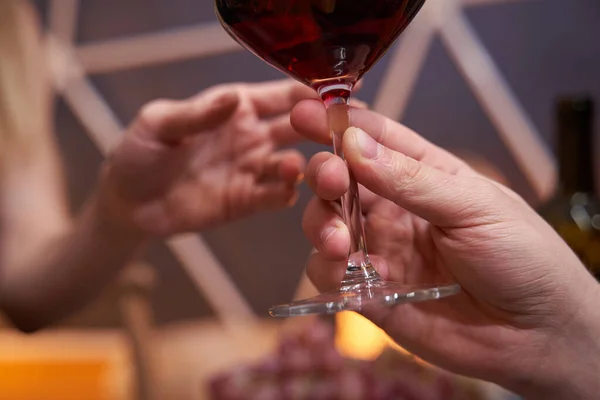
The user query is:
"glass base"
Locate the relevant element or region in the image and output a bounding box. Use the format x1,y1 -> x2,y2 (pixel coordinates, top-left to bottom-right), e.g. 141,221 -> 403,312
269,280 -> 460,318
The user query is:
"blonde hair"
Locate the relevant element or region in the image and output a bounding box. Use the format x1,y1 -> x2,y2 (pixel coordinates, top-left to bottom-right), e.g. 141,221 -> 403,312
0,0 -> 52,165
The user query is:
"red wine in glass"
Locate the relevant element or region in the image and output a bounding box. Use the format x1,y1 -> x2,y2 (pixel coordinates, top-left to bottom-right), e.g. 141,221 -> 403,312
215,0 -> 460,317
217,0 -> 422,91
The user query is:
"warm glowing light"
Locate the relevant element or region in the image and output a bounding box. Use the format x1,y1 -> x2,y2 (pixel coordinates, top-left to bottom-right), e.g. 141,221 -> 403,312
335,311 -> 391,360
335,311 -> 430,366
0,360 -> 112,400
0,331 -> 131,400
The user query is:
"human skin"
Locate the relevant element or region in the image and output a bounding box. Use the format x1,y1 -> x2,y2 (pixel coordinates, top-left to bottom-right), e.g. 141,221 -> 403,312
0,78 -> 314,332
291,99 -> 600,399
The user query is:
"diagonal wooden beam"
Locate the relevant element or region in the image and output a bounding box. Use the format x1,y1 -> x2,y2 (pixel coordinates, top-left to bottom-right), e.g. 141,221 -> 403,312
438,2 -> 556,200
77,23 -> 241,75
48,0 -> 80,44
372,1 -> 437,120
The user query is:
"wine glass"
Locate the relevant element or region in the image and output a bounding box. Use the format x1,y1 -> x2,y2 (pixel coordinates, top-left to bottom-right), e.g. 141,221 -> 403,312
215,0 -> 460,317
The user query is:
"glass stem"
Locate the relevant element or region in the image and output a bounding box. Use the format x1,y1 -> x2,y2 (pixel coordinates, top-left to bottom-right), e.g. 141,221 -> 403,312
320,84 -> 382,289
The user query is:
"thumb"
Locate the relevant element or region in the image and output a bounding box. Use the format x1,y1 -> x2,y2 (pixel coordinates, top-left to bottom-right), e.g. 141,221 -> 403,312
343,127 -> 498,228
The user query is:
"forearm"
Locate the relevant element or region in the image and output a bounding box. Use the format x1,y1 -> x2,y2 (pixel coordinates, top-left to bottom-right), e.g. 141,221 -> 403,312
0,195 -> 148,332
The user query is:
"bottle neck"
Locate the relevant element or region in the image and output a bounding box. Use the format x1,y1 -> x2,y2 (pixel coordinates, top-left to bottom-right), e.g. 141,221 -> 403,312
556,97 -> 596,197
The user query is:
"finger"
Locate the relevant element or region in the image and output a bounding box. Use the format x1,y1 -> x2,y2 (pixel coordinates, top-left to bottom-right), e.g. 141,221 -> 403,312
306,152 -> 380,211
353,79 -> 364,93
252,182 -> 300,211
343,127 -> 506,228
259,149 -> 306,185
302,197 -> 350,260
267,104 -> 366,146
349,98 -> 369,109
291,100 -> 471,176
305,152 -> 381,215
357,186 -> 380,212
267,114 -> 304,146
135,90 -> 240,145
306,152 -> 349,201
305,251 -> 347,293
290,100 -> 332,145
247,79 -> 318,118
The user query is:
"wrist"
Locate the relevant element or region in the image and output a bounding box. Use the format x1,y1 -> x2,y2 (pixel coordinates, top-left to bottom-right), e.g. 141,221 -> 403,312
93,161 -> 156,241
85,187 -> 150,249
513,280 -> 600,399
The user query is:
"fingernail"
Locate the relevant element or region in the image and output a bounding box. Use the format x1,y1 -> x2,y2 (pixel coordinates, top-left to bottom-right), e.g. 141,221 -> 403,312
352,128 -> 381,159
295,173 -> 305,185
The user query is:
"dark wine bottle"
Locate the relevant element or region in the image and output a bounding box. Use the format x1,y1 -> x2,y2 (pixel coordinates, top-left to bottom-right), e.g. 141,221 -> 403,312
538,96 -> 600,281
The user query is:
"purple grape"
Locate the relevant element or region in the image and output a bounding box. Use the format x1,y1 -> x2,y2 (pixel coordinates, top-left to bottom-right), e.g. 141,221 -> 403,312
281,347 -> 313,375
371,381 -> 397,400
434,375 -> 455,399
209,318 -> 467,400
360,365 -> 377,390
321,347 -> 344,373
280,376 -> 312,400
302,319 -> 334,346
208,372 -> 230,394
278,335 -> 301,358
252,356 -> 282,376
216,381 -> 246,400
251,385 -> 281,400
337,369 -> 367,400
391,379 -> 435,400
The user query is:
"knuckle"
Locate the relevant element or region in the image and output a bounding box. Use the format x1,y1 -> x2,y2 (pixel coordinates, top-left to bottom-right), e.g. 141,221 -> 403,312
461,177 -> 508,222
476,178 -> 505,206
389,155 -> 423,193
